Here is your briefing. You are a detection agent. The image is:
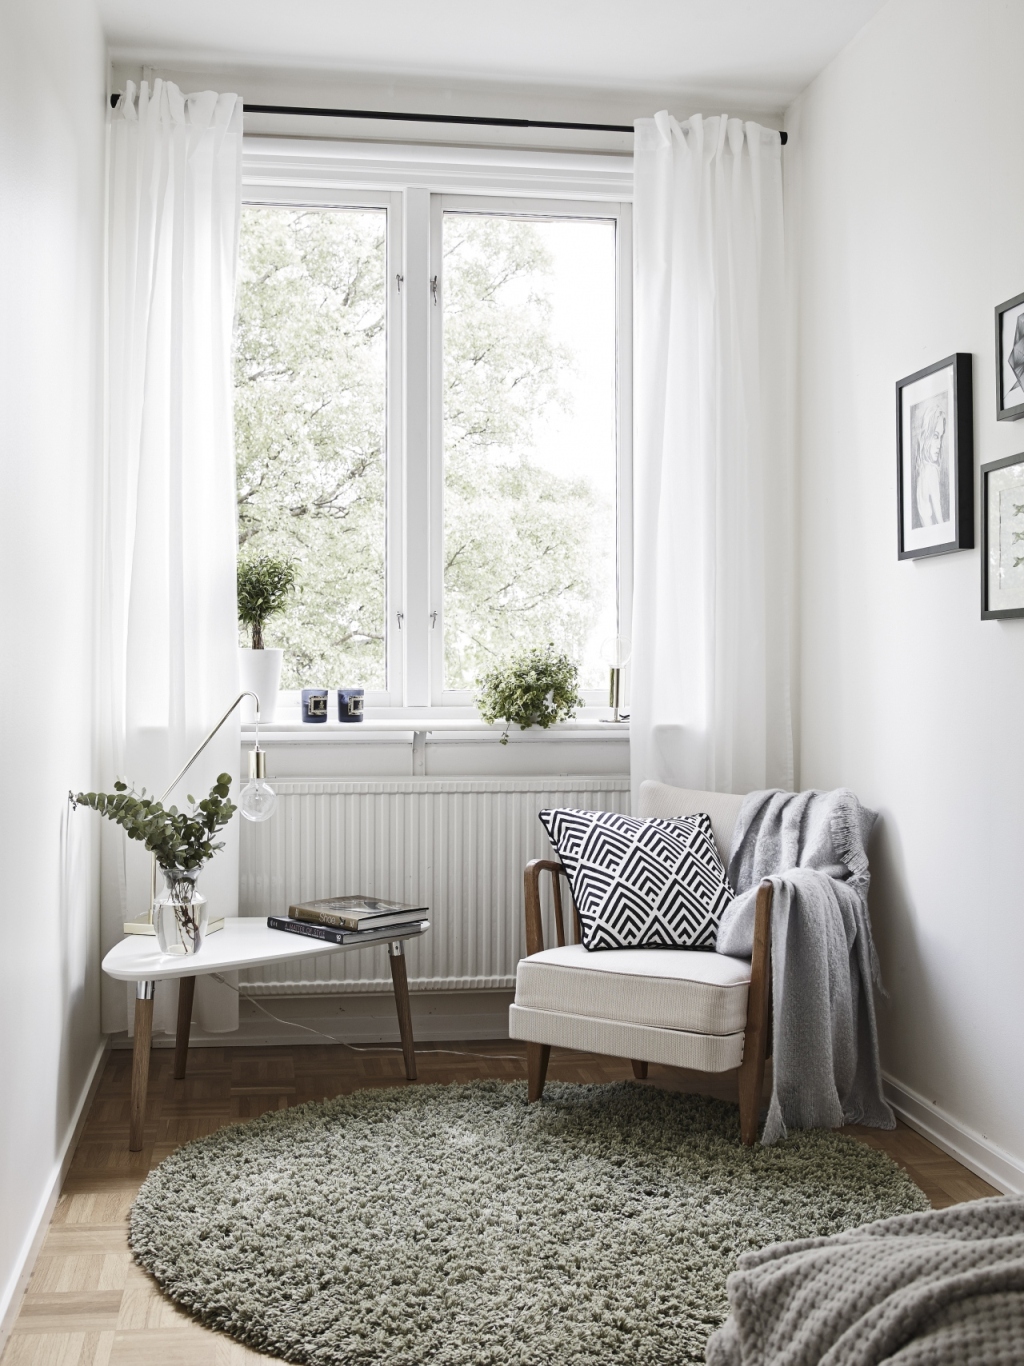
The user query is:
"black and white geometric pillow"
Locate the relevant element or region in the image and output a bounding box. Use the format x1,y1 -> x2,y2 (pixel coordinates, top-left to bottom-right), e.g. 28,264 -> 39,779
538,808 -> 734,952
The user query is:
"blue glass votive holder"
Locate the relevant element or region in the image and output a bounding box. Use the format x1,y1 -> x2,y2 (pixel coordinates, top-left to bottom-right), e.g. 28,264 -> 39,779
301,689 -> 329,723
338,688 -> 364,722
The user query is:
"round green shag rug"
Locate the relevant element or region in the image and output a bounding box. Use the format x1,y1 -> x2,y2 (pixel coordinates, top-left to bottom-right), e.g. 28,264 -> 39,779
130,1081 -> 928,1366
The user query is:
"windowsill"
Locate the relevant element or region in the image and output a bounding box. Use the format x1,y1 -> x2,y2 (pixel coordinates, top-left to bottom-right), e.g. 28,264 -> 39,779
243,715 -> 630,744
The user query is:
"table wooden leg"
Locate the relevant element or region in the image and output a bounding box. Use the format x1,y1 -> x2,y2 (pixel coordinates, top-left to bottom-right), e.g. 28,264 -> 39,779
130,980 -> 155,1151
174,976 -> 196,1080
388,941 -> 418,1081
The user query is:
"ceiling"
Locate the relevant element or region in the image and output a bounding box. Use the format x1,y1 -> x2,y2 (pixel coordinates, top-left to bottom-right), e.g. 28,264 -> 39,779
99,0 -> 890,113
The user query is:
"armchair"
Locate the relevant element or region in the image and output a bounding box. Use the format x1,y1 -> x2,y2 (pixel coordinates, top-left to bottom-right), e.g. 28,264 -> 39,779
508,781 -> 772,1144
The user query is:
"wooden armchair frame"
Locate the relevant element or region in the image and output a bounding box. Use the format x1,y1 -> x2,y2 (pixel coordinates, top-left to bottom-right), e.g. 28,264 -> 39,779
522,860 -> 773,1145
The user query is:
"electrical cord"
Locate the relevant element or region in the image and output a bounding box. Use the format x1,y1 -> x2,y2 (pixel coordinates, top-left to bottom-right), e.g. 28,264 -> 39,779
210,972 -> 528,1063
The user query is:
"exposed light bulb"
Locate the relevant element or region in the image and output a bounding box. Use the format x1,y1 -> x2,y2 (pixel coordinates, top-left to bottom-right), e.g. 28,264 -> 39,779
239,747 -> 277,823
601,635 -> 632,670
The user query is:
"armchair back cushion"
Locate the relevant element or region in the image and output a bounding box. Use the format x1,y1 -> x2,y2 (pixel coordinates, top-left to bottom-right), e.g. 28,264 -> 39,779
637,781 -> 745,867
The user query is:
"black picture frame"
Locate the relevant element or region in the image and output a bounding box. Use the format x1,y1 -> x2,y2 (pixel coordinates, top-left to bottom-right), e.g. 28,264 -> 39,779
981,452 -> 1024,619
995,292 -> 1024,422
896,353 -> 973,560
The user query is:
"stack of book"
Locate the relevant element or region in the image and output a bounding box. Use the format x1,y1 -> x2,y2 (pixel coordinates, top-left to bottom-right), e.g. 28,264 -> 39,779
267,895 -> 429,946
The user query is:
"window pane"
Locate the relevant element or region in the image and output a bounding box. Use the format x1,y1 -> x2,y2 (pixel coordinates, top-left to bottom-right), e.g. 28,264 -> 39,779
442,213 -> 617,692
234,206 -> 387,690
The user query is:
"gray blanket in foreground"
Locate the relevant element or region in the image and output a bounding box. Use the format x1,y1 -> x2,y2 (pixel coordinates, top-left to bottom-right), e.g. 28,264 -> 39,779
706,1195 -> 1024,1365
717,789 -> 894,1144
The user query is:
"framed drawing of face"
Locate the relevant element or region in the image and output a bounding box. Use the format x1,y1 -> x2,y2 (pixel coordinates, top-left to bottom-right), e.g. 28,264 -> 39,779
981,453 -> 1024,619
896,353 -> 973,560
995,292 -> 1024,422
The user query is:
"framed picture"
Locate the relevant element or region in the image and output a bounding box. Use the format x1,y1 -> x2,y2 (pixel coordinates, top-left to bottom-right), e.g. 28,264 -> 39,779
896,353 -> 973,559
995,292 -> 1024,422
981,453 -> 1024,618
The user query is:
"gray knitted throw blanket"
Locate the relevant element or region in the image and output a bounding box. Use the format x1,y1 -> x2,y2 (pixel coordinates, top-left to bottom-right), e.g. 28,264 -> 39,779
706,1195 -> 1024,1365
717,788 -> 894,1144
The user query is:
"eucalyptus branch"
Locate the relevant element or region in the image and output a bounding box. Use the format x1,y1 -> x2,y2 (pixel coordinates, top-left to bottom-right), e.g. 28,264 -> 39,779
74,775 -> 236,872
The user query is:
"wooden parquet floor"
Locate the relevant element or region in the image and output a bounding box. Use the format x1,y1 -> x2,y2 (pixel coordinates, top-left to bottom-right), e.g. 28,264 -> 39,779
2,1040 -> 1000,1366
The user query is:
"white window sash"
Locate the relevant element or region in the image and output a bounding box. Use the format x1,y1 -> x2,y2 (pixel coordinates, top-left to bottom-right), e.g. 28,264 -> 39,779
241,140 -> 634,712
429,193 -> 633,708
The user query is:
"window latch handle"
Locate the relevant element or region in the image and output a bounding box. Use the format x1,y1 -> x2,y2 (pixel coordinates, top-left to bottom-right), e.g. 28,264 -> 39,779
430,275 -> 438,305
430,610 -> 438,628
397,611 -> 404,629
396,273 -> 404,293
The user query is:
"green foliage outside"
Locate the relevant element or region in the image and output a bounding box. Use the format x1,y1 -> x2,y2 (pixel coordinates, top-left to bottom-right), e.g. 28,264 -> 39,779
233,206 -> 603,692
74,777 -> 236,873
237,554 -> 296,649
442,216 -> 602,690
476,645 -> 583,744
234,208 -> 387,688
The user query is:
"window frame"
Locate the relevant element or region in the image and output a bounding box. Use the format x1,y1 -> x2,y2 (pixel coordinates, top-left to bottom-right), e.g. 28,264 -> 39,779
237,185 -> 403,708
240,140 -> 633,716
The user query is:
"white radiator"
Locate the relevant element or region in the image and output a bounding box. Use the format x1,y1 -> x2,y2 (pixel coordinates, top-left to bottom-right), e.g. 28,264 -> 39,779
238,777 -> 630,995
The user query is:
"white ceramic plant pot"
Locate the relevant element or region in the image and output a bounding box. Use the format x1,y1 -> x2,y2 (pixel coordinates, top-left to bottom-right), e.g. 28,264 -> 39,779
238,648 -> 283,723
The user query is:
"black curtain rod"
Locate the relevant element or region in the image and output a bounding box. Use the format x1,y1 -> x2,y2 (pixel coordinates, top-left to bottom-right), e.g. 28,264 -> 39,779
250,103 -> 637,134
108,93 -> 788,144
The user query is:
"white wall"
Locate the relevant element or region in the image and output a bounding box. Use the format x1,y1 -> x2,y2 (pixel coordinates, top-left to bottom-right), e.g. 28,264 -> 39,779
0,0 -> 107,1335
789,0 -> 1024,1182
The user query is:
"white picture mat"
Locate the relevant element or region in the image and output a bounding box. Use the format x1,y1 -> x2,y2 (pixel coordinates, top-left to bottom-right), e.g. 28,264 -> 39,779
901,364 -> 955,552
987,461 -> 1024,611
1000,301 -> 1024,410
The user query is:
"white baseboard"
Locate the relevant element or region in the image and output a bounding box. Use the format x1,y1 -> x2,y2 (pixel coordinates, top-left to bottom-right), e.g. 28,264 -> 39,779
0,1038 -> 111,1355
883,1074 -> 1024,1196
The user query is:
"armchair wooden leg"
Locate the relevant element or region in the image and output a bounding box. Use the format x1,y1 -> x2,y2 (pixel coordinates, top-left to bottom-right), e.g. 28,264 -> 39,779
630,1060 -> 648,1079
527,1043 -> 550,1102
737,1051 -> 767,1146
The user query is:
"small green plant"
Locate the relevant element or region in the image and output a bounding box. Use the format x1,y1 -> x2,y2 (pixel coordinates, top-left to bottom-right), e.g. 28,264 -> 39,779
237,554 -> 297,649
476,645 -> 584,744
74,776 -> 236,872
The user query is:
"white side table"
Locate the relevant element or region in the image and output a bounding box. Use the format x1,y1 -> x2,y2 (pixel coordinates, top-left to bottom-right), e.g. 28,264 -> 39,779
102,918 -> 429,1150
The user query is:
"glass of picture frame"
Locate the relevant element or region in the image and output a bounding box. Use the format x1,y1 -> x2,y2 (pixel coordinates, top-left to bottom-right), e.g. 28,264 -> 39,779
981,452 -> 1024,618
995,291 -> 1024,422
896,353 -> 973,560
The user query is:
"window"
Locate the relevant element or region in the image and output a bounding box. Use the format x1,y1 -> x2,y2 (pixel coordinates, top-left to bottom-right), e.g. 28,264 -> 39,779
234,204 -> 388,691
235,153 -> 631,712
441,209 -> 618,693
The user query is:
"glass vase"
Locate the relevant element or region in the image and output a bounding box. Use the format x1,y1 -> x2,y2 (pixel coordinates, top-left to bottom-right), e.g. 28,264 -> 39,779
153,867 -> 208,956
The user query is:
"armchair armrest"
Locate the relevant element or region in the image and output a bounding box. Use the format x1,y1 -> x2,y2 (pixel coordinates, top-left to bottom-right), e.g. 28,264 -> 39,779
523,858 -> 579,955
737,879 -> 773,1144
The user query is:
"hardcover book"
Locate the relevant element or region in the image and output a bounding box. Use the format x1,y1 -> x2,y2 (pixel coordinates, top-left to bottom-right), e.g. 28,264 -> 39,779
288,895 -> 429,933
268,915 -> 429,947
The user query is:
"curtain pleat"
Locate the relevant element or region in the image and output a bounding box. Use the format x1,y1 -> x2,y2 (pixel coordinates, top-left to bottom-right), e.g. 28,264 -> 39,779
101,80 -> 243,1034
630,112 -> 793,803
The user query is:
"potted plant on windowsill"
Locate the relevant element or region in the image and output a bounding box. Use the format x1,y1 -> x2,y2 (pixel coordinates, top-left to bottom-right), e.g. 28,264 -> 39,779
75,777 -> 236,955
237,554 -> 296,723
476,645 -> 584,744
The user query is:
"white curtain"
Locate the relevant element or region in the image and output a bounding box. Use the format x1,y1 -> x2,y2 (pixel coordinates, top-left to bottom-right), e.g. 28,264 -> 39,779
630,112 -> 793,804
100,80 -> 243,1034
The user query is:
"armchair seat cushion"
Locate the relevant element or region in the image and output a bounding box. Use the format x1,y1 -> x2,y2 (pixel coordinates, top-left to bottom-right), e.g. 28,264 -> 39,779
514,944 -> 751,1036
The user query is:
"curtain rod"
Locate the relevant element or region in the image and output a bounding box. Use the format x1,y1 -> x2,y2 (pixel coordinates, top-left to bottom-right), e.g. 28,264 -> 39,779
107,94 -> 788,144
